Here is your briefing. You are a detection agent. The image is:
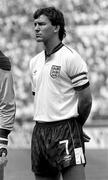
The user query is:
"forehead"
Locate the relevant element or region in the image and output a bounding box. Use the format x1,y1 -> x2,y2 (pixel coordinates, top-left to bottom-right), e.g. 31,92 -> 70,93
34,15 -> 51,23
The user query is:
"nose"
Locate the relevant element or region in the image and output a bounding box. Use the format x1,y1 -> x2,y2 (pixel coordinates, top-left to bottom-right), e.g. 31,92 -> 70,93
35,24 -> 40,32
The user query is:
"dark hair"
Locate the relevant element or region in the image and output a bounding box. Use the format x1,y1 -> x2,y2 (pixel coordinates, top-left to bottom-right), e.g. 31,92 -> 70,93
33,6 -> 66,41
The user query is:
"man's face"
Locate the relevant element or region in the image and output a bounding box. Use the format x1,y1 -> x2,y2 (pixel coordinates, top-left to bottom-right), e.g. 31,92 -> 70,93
34,15 -> 56,43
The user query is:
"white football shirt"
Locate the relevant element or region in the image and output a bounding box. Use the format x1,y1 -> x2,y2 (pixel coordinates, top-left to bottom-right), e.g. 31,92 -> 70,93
29,44 -> 89,122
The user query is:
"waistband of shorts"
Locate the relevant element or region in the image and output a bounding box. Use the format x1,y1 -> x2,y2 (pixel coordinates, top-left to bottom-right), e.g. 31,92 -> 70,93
35,117 -> 78,127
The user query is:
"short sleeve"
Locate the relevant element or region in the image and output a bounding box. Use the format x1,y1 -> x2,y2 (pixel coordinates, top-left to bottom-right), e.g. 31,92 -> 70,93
29,58 -> 36,95
66,49 -> 89,91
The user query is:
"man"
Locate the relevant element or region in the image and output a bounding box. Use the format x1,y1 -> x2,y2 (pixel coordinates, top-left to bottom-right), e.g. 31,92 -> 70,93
0,51 -> 16,180
29,7 -> 92,180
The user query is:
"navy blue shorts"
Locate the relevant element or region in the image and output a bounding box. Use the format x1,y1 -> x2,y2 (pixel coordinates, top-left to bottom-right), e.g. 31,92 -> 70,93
31,118 -> 86,176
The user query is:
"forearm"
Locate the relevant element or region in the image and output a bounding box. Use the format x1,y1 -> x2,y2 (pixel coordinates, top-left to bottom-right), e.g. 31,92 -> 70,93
0,128 -> 10,158
78,99 -> 92,126
0,129 -> 9,168
0,51 -> 15,167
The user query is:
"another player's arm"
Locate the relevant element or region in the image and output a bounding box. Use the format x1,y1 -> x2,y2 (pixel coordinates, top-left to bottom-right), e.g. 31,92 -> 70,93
76,85 -> 92,126
0,59 -> 16,162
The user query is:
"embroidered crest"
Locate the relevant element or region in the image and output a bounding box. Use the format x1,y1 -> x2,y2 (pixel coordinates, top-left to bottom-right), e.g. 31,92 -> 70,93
50,65 -> 61,79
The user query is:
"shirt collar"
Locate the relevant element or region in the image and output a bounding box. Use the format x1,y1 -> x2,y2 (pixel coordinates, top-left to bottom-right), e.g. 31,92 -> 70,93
45,42 -> 64,58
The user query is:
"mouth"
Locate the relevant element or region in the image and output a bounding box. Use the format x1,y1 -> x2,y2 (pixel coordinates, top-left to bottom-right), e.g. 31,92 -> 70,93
36,34 -> 41,38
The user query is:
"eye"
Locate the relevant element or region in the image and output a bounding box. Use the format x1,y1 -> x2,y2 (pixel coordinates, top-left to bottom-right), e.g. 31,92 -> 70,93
34,22 -> 46,27
34,22 -> 37,27
39,22 -> 46,26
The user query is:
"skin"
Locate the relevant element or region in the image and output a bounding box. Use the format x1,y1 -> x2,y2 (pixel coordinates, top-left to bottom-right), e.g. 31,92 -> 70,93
34,15 -> 61,55
77,86 -> 92,126
0,152 -> 8,180
0,166 -> 4,180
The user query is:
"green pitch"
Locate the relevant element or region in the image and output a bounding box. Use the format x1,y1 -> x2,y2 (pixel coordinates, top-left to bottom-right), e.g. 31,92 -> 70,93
4,149 -> 108,180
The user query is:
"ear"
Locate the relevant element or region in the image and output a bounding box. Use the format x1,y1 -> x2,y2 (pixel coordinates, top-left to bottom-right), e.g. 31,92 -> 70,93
54,25 -> 60,33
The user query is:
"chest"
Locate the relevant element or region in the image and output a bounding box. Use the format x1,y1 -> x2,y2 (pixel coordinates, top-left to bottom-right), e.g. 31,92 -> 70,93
32,54 -> 68,85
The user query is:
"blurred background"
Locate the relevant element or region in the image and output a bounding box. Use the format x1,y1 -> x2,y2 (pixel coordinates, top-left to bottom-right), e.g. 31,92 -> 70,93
0,0 -> 108,179
0,0 -> 108,148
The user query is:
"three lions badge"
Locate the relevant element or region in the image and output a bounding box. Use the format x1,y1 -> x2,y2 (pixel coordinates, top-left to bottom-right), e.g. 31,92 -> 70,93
50,65 -> 61,79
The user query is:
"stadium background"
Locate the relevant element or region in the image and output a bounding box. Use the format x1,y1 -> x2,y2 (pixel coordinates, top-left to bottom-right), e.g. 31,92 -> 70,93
0,0 -> 108,179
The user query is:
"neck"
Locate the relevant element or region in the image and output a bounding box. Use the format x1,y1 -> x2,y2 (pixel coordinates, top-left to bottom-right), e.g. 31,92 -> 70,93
44,38 -> 61,55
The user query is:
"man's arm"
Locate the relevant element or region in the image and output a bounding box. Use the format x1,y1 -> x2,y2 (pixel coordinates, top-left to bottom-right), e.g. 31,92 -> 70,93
76,86 -> 92,126
0,53 -> 16,165
0,71 -> 16,157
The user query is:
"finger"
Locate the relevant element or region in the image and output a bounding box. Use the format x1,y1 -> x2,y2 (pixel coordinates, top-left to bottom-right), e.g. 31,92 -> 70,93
2,153 -> 6,157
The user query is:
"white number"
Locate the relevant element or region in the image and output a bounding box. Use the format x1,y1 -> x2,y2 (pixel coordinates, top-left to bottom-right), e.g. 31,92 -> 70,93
59,140 -> 69,155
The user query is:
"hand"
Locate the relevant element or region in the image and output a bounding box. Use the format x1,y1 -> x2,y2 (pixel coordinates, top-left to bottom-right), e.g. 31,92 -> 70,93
83,131 -> 91,143
0,153 -> 8,167
0,148 -> 8,167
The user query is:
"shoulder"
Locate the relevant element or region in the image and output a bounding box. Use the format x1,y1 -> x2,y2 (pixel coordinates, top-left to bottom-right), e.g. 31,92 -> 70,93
62,45 -> 82,59
62,45 -> 87,66
61,45 -> 88,76
0,51 -> 11,71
